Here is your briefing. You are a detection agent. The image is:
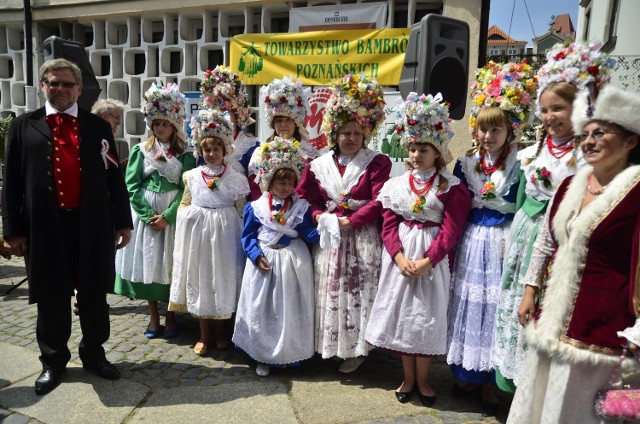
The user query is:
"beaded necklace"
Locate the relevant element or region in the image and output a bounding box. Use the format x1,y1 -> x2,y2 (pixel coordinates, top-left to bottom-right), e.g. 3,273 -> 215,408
201,164 -> 226,190
546,135 -> 574,159
409,171 -> 438,196
480,146 -> 508,176
587,174 -> 607,196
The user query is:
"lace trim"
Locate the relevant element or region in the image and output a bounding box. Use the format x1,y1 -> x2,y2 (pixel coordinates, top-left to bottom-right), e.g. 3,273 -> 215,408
309,149 -> 377,211
518,143 -> 584,201
460,145 -> 519,214
253,192 -> 309,245
142,138 -> 183,184
187,165 -> 250,209
230,131 -> 258,159
378,171 -> 461,223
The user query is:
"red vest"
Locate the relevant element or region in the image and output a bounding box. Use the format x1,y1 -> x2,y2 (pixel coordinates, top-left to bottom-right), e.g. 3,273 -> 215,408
46,113 -> 82,209
547,175 -> 640,352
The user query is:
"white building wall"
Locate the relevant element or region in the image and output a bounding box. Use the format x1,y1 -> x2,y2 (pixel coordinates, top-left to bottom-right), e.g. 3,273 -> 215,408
577,0 -> 640,92
1,0 -> 483,149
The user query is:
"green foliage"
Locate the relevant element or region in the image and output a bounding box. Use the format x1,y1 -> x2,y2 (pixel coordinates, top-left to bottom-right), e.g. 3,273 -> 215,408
0,115 -> 13,162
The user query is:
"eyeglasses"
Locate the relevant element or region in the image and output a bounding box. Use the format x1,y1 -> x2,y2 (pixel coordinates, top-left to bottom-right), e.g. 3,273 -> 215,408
575,129 -> 624,143
43,80 -> 78,89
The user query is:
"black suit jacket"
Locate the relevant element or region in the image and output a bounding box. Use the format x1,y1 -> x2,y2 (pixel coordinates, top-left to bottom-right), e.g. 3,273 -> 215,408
1,107 -> 133,303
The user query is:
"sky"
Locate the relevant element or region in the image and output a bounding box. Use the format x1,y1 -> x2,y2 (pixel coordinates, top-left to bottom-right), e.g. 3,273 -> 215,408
489,0 -> 580,46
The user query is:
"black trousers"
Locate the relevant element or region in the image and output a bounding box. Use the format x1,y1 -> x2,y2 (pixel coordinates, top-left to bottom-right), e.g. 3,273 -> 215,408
36,209 -> 111,371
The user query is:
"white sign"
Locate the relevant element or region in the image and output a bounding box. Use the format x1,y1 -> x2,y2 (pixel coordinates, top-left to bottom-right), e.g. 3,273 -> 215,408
289,2 -> 388,32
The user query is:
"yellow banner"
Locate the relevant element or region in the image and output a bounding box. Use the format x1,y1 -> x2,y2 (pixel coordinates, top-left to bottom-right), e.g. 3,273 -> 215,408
229,28 -> 410,85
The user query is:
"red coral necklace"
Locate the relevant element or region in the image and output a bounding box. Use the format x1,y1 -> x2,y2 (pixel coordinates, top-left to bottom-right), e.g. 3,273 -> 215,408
480,146 -> 508,176
269,192 -> 290,214
409,171 -> 438,196
201,165 -> 226,185
546,135 -> 574,159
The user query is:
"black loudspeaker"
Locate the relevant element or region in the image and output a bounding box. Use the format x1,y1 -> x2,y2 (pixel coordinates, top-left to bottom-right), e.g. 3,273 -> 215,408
399,14 -> 469,120
42,36 -> 101,111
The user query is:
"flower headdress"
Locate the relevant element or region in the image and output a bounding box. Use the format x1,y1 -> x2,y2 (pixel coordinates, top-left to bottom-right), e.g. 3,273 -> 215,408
469,60 -> 538,138
321,74 -> 386,146
536,41 -> 614,113
261,76 -> 311,141
189,109 -> 234,157
200,65 -> 255,129
143,80 -> 187,141
394,92 -> 454,163
249,137 -> 306,192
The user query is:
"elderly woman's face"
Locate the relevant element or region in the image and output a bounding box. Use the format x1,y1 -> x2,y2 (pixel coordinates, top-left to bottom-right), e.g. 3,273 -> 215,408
337,121 -> 364,156
578,121 -> 637,168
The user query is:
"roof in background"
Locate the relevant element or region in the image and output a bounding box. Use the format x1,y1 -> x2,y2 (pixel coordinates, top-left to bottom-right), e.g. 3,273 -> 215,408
549,13 -> 575,37
487,24 -> 527,45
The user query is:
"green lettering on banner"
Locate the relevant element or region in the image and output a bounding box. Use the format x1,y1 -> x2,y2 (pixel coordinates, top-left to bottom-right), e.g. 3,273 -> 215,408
295,61 -> 381,80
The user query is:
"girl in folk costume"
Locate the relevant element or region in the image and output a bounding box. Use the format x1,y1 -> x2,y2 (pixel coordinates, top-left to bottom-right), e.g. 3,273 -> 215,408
506,84 -> 640,424
233,137 -> 319,377
200,66 -> 261,200
297,74 -> 391,374
115,81 -> 196,338
446,62 -> 535,415
493,42 -> 613,393
259,76 -> 317,160
262,77 -> 308,143
365,93 -> 471,406
168,109 -> 249,355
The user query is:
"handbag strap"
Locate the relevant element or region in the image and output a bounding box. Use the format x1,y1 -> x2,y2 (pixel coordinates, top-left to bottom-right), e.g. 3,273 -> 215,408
606,349 -> 630,389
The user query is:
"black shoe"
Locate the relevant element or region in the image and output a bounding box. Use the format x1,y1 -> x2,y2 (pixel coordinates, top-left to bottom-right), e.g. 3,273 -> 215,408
35,368 -> 64,395
83,359 -> 121,380
394,390 -> 412,403
482,401 -> 500,416
418,392 -> 436,407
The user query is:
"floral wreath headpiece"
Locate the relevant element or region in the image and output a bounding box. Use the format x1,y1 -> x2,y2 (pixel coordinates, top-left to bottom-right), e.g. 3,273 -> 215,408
536,40 -> 615,114
469,60 -> 538,138
143,80 -> 187,142
189,109 -> 234,157
261,76 -> 311,141
321,74 -> 386,147
249,137 -> 306,192
200,65 -> 255,130
394,92 -> 454,163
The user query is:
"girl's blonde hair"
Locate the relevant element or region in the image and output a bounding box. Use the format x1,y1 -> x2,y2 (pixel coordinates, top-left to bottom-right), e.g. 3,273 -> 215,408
468,106 -> 513,173
144,119 -> 187,156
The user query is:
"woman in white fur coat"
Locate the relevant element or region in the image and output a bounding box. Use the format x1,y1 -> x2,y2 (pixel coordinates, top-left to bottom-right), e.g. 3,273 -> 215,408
506,85 -> 640,424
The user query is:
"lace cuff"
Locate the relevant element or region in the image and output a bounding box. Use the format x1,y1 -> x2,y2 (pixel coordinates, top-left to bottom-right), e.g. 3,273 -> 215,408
522,205 -> 556,287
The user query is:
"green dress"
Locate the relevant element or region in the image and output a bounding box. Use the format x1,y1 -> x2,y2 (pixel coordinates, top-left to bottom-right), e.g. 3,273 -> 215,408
114,141 -> 196,301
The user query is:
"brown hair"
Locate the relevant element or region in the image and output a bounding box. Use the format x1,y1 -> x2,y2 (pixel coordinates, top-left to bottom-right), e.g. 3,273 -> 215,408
471,107 -> 513,172
407,142 -> 449,191
525,82 -> 579,166
269,168 -> 298,190
268,116 -> 303,142
199,136 -> 226,156
144,119 -> 186,156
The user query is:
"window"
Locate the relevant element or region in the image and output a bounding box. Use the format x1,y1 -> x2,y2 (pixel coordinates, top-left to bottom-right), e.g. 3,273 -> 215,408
583,6 -> 591,41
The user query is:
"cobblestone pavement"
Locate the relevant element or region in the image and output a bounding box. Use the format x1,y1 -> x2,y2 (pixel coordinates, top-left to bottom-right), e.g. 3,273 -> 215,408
0,255 -> 510,423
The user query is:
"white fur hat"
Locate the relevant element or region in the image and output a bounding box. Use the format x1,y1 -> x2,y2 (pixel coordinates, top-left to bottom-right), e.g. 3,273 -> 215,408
572,85 -> 640,135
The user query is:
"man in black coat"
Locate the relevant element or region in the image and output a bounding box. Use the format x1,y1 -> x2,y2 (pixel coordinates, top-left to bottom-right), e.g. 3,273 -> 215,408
1,58 -> 133,395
